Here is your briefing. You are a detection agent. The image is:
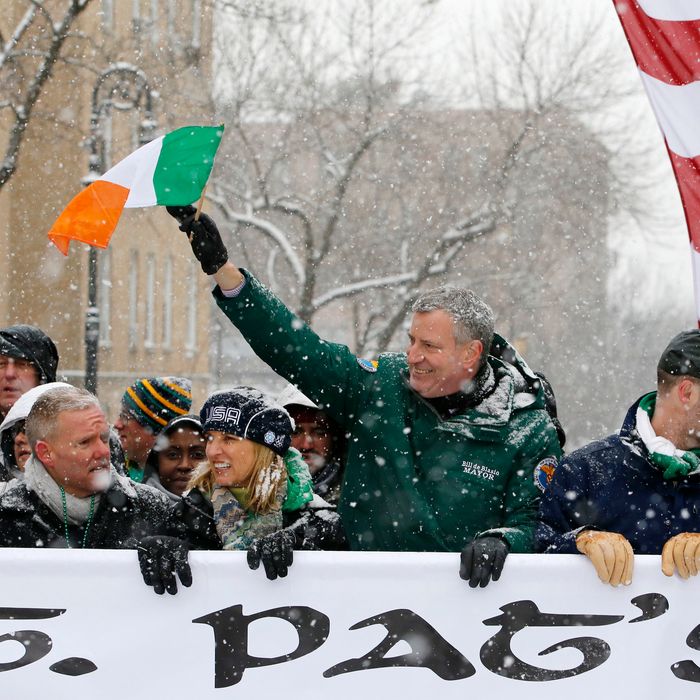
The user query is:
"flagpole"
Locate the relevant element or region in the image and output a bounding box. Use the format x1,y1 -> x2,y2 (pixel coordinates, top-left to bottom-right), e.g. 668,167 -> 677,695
194,183 -> 208,221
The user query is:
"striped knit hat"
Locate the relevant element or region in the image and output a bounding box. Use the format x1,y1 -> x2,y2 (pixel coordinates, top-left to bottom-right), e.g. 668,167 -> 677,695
122,376 -> 192,433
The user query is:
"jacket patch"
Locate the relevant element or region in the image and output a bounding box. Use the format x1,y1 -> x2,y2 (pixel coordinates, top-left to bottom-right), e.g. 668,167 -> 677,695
357,358 -> 378,373
534,456 -> 558,492
462,461 -> 500,481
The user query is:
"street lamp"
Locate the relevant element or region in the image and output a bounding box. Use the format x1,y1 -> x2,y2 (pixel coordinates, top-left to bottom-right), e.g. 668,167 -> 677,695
82,64 -> 156,395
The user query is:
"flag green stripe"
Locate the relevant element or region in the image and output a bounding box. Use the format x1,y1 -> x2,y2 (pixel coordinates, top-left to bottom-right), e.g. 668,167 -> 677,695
153,125 -> 224,205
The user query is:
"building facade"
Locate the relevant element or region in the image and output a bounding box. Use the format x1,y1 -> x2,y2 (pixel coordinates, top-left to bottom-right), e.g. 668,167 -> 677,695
1,0 -> 216,419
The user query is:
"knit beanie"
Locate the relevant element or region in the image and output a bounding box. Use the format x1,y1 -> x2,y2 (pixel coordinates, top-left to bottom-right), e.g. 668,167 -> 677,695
658,329 -> 700,379
200,386 -> 292,456
122,376 -> 192,433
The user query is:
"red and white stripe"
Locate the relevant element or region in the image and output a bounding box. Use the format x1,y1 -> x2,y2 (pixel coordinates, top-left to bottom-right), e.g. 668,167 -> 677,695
615,0 -> 700,321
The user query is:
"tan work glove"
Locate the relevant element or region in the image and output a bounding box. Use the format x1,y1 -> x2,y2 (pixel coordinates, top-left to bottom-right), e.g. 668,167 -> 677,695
661,533 -> 700,578
575,530 -> 634,586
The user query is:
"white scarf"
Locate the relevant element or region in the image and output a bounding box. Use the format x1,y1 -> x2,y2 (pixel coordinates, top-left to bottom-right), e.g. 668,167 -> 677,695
23,455 -> 107,525
635,406 -> 686,459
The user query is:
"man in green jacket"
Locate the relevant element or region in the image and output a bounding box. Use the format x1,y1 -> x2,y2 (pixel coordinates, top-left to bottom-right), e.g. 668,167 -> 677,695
168,206 -> 562,586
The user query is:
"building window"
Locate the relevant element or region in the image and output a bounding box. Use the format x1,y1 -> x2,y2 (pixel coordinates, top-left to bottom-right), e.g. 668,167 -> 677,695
98,249 -> 112,347
167,0 -> 177,38
132,0 -> 142,37
192,0 -> 201,47
162,255 -> 173,349
102,112 -> 113,171
128,250 -> 139,351
130,111 -> 144,153
150,0 -> 159,48
101,0 -> 114,32
186,259 -> 197,354
145,253 -> 156,349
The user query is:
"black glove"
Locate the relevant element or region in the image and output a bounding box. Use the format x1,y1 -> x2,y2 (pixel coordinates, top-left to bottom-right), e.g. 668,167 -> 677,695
459,536 -> 509,588
138,535 -> 192,595
247,529 -> 297,580
166,205 -> 229,275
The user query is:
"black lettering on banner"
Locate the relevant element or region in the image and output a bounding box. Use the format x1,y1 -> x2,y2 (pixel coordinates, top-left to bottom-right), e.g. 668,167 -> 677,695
0,608 -> 64,673
480,600 -> 624,681
0,607 -> 96,676
628,593 -> 669,623
49,657 -> 99,676
672,623 -> 700,683
193,604 -> 330,688
0,631 -> 53,672
324,609 -> 475,680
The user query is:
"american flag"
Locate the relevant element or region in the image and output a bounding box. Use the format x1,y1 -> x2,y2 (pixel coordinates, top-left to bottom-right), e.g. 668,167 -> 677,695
615,0 -> 700,322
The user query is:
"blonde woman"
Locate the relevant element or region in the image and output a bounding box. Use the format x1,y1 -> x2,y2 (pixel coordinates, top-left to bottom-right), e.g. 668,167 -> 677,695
138,387 -> 346,595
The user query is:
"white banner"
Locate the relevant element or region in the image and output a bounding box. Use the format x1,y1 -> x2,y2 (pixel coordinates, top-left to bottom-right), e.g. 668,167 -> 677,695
1,550 -> 699,699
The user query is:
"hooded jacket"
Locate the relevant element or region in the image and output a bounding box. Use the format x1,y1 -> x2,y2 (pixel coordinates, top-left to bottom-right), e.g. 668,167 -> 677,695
0,325 -> 59,384
536,395 -> 700,554
212,271 -> 562,553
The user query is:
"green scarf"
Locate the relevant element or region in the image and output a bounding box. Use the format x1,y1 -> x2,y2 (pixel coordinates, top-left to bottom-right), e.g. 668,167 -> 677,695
638,393 -> 700,480
126,459 -> 144,483
210,448 -> 315,550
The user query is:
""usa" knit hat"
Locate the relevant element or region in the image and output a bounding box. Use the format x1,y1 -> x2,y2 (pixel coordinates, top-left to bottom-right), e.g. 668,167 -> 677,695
200,386 -> 292,456
122,376 -> 192,433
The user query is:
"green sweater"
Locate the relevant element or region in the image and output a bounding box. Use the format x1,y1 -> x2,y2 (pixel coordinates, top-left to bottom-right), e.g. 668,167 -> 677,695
214,272 -> 561,553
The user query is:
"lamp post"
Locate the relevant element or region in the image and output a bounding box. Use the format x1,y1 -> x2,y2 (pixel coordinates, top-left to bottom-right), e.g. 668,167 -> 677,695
83,64 -> 156,395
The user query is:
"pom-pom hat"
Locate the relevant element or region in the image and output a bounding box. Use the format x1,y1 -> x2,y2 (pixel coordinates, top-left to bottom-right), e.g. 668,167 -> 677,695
122,376 -> 192,433
200,386 -> 292,457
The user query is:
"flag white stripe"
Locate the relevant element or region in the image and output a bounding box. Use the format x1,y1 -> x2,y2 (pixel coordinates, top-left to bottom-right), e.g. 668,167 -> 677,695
99,135 -> 164,207
690,247 -> 700,321
637,0 -> 700,21
640,71 -> 700,158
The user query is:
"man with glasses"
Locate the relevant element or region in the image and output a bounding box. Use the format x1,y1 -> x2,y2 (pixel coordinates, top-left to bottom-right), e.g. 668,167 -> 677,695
0,325 -> 59,420
114,377 -> 192,483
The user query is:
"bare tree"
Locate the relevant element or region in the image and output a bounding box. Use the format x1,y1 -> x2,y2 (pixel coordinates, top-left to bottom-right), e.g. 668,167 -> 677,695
0,0 -> 95,189
209,1 -> 650,359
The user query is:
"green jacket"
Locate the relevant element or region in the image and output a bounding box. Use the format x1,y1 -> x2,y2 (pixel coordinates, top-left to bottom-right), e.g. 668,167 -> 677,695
214,272 -> 561,553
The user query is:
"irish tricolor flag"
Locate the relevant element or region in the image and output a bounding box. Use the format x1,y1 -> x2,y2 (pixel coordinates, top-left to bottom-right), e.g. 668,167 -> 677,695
48,125 -> 224,255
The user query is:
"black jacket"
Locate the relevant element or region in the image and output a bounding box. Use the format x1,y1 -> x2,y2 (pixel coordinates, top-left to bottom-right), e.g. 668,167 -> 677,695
168,487 -> 347,552
0,474 -> 170,548
536,396 -> 700,554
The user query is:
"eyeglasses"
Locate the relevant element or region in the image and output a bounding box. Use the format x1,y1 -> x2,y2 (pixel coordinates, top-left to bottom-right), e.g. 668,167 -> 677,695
118,410 -> 135,425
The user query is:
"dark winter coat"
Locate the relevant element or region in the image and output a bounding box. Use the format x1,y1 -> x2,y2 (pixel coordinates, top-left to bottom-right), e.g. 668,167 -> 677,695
0,473 -> 170,548
167,487 -> 348,552
213,271 -> 562,553
312,459 -> 343,506
536,396 -> 700,554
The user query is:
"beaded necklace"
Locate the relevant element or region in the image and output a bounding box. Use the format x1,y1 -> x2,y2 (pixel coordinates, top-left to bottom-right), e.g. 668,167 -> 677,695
60,487 -> 96,548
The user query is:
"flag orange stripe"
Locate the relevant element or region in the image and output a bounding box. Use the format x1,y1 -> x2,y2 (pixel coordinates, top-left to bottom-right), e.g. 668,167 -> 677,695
125,387 -> 168,427
48,180 -> 129,256
162,378 -> 192,399
141,379 -> 189,415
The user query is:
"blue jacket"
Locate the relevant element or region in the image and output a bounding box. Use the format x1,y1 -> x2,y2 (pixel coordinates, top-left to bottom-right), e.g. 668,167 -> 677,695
536,395 -> 700,554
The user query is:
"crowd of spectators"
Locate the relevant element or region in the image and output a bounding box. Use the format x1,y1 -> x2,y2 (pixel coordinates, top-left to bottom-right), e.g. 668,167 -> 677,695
1,206 -> 698,593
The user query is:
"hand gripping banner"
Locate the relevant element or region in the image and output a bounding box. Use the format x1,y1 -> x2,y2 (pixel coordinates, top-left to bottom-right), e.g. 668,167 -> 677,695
0,550 -> 699,699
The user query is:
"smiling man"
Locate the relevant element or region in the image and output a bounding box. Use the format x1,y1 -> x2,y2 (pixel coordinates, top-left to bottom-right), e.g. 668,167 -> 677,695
167,206 -> 562,586
0,385 -> 171,549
